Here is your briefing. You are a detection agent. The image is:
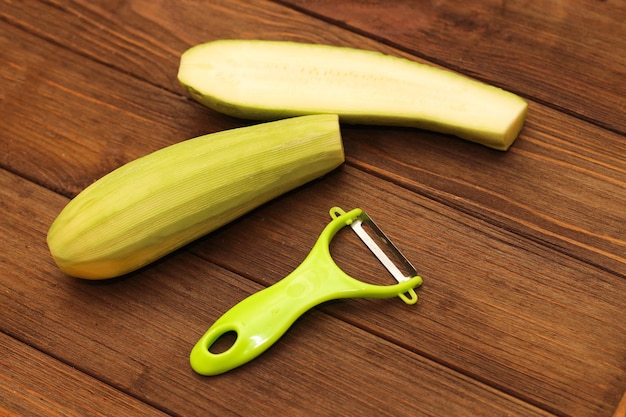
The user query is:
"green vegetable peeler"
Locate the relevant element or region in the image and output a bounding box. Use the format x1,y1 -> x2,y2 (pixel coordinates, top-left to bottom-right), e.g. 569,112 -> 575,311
190,207 -> 423,376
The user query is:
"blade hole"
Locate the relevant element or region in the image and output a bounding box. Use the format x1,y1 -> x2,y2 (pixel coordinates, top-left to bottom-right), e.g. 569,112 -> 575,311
329,227 -> 395,286
208,331 -> 238,354
329,219 -> 417,287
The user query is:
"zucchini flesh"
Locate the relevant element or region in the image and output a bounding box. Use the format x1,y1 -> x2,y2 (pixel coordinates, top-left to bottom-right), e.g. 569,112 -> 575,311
178,40 -> 528,150
47,114 -> 344,279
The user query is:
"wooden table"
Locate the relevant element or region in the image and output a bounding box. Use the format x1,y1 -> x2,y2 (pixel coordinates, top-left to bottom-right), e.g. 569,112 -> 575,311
2,1 -> 625,416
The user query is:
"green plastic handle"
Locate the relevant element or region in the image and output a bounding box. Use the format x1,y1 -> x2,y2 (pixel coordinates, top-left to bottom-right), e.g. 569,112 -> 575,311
190,207 -> 422,376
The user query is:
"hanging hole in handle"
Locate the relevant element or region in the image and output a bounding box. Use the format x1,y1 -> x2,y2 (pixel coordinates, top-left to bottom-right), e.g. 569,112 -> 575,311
208,330 -> 238,354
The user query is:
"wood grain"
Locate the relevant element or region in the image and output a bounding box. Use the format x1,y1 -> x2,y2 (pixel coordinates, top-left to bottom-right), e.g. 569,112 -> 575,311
190,165 -> 626,417
0,21 -> 240,196
0,0 -> 624,416
339,109 -> 626,277
1,332 -> 170,417
0,168 -> 555,417
2,0 -> 623,271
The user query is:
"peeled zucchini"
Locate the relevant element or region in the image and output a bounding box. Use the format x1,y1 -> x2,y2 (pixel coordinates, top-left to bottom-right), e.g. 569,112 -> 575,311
47,114 -> 344,279
178,40 -> 528,150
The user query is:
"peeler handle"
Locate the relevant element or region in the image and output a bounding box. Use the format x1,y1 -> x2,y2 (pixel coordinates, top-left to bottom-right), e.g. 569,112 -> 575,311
190,208 -> 422,376
190,263 -> 332,376
190,260 -> 420,376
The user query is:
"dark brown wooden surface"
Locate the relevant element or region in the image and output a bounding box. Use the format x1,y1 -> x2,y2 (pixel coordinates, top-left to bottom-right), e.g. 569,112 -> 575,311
1,1 -> 624,416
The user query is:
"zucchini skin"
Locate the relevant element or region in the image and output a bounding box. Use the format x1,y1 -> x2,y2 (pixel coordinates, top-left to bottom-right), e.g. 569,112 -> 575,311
47,115 -> 344,279
178,40 -> 528,151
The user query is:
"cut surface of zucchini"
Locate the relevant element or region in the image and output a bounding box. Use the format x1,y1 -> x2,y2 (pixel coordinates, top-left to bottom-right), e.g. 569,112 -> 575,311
178,40 -> 528,150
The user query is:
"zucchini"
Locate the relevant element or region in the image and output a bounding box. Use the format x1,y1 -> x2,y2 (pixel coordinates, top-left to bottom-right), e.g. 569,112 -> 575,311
178,40 -> 527,150
47,114 -> 344,279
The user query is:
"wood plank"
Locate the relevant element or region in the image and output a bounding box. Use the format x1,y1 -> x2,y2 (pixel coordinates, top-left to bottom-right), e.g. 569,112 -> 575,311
5,0 -> 624,136
280,0 -> 626,133
0,0 -> 402,94
0,168 -> 556,417
339,106 -> 626,277
0,20 -> 242,196
1,1 -> 623,275
3,157 -> 621,416
1,332 -> 170,417
0,1 -> 624,416
189,165 -> 626,417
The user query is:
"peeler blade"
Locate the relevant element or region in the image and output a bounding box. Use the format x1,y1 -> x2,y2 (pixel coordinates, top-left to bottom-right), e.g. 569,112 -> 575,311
348,211 -> 418,283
